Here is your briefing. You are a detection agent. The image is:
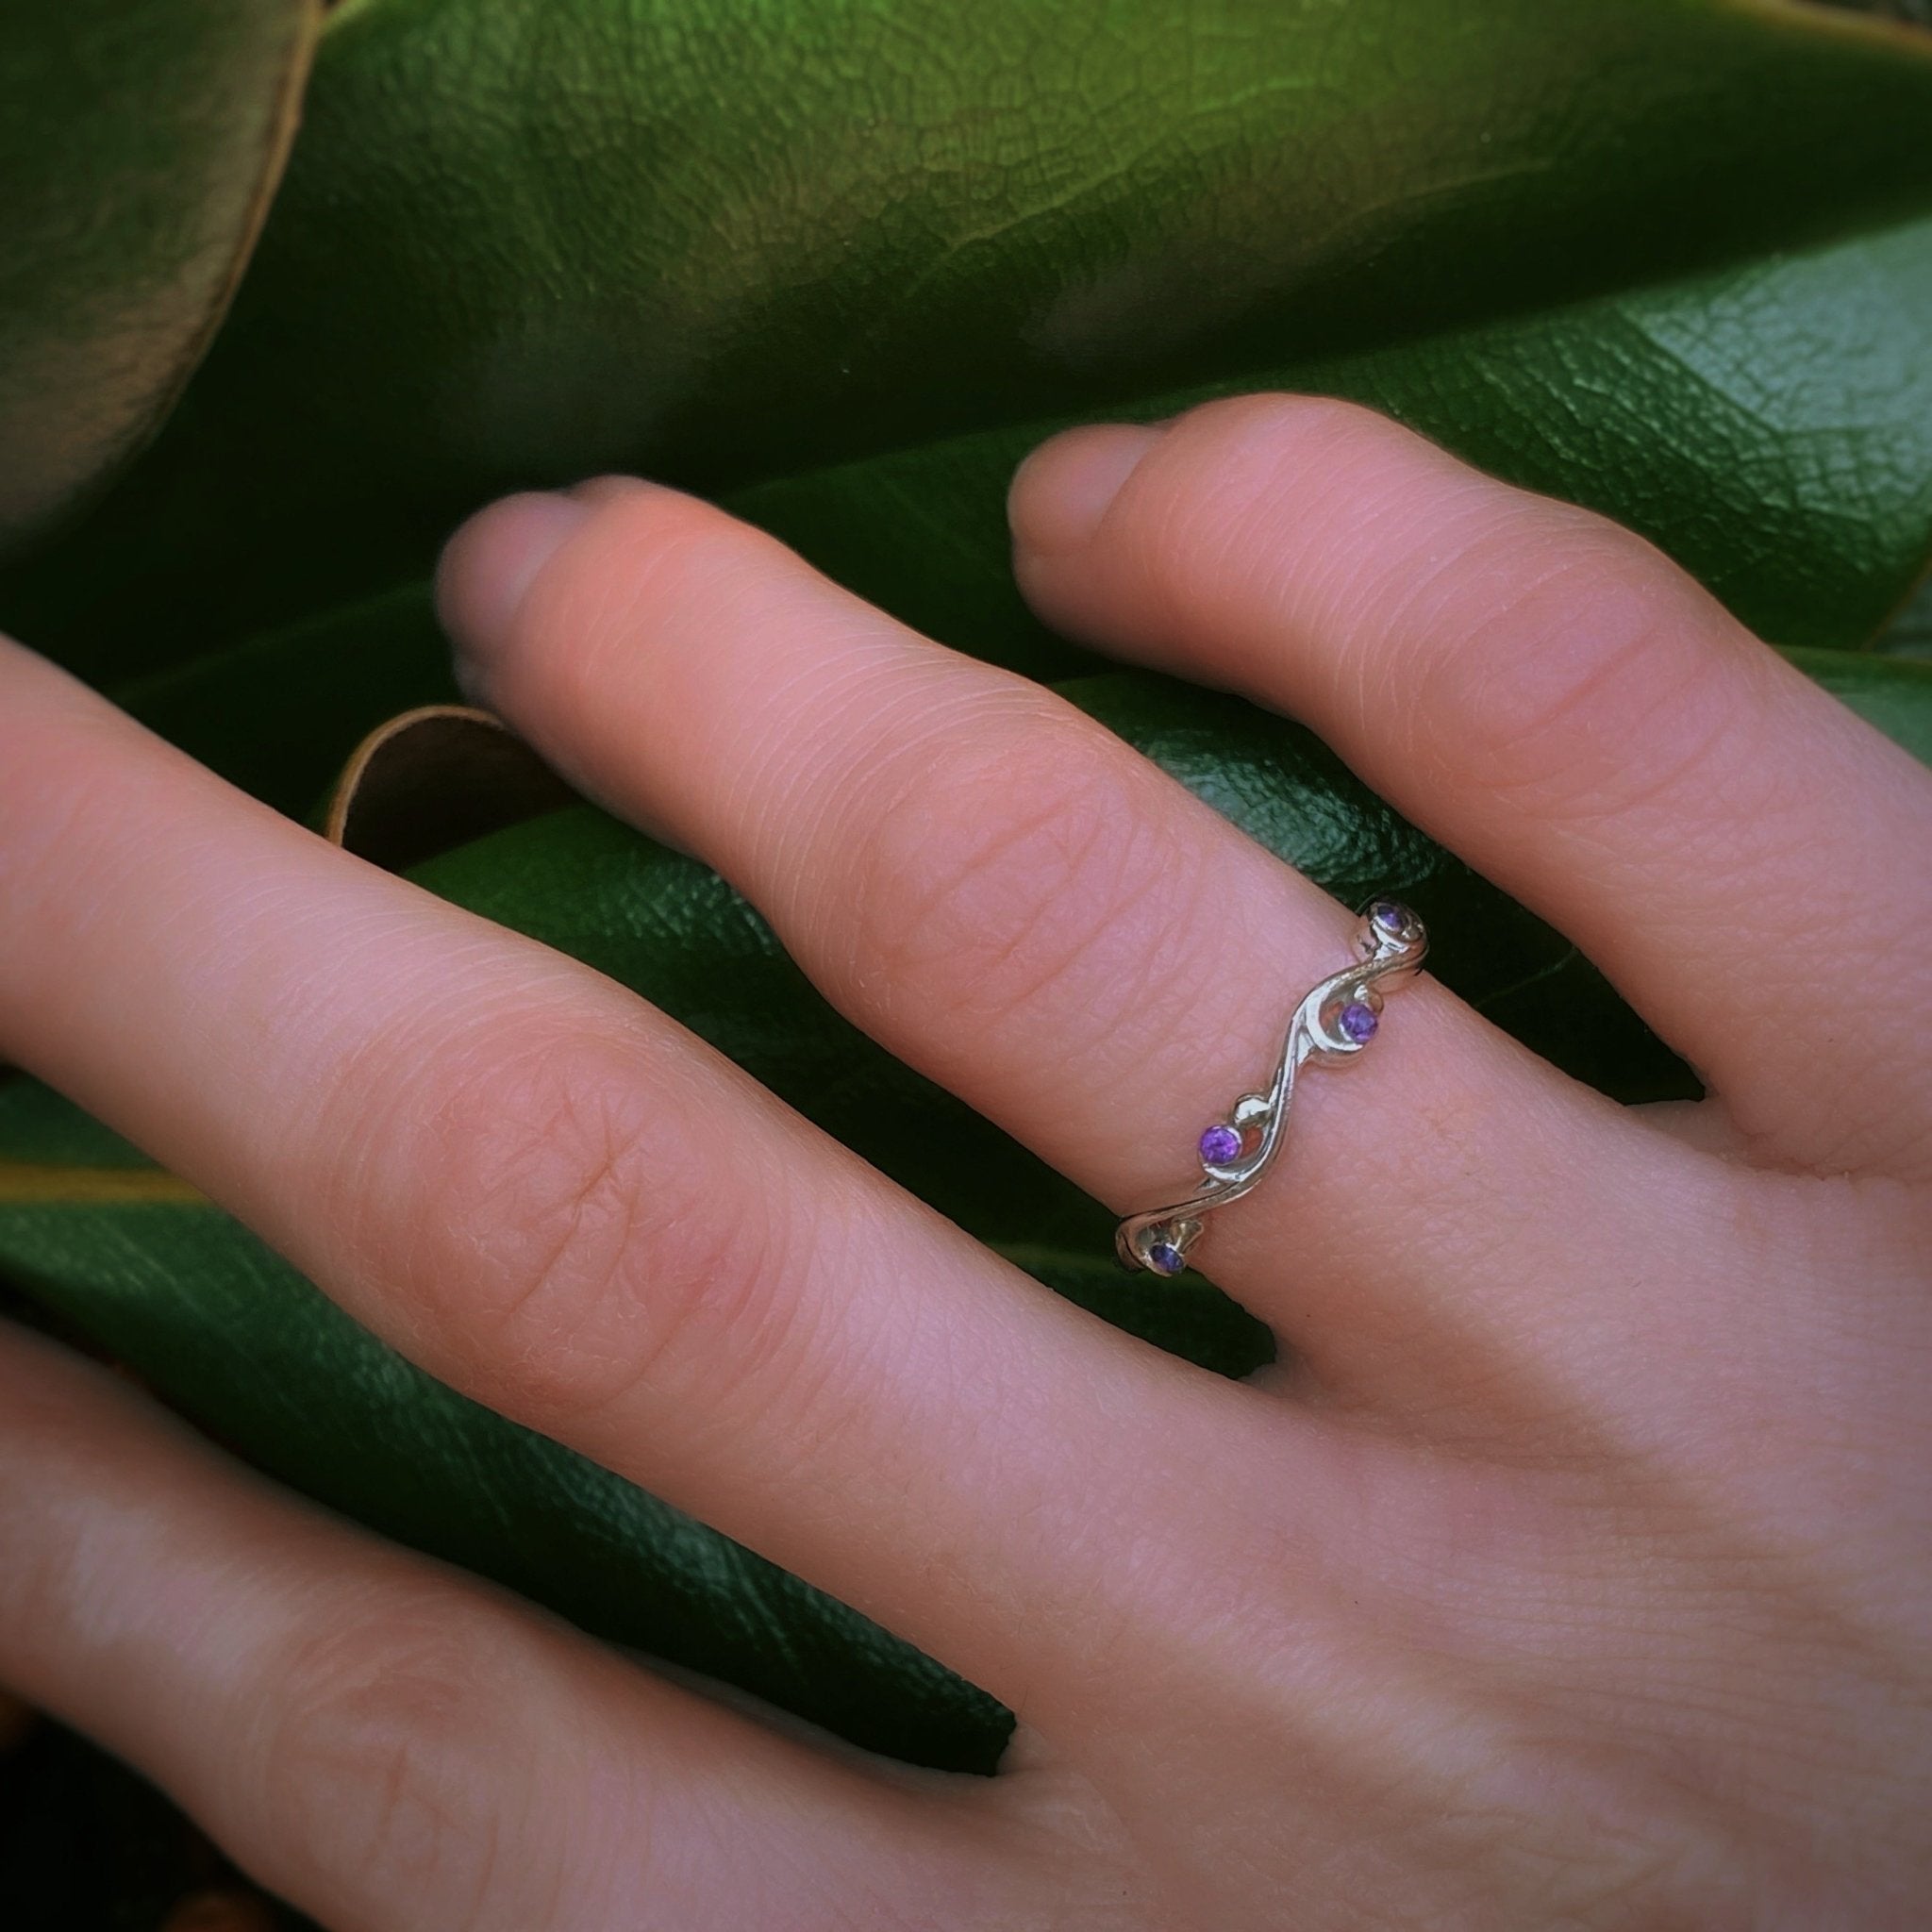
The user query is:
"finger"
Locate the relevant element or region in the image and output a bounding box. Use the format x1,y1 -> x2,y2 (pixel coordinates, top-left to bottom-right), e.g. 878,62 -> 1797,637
0,633 -> 1307,1734
435,480 -> 1722,1425
1008,395 -> 1932,1179
0,1322 -> 1032,1932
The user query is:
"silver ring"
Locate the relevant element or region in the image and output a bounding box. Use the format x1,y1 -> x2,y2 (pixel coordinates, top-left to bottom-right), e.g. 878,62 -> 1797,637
1116,898 -> 1428,1277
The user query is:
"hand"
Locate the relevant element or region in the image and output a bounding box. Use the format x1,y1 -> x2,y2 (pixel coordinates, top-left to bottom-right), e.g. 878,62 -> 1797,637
2,395 -> 1928,1931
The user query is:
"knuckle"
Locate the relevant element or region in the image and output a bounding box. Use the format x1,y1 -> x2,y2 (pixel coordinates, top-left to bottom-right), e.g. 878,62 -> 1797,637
250,1586 -> 525,1918
378,1025 -> 804,1425
843,707 -> 1178,1044
1404,516 -> 1732,815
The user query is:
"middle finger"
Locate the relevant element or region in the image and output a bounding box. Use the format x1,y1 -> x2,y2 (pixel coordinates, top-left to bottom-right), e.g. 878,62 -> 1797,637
439,480 -> 1726,1419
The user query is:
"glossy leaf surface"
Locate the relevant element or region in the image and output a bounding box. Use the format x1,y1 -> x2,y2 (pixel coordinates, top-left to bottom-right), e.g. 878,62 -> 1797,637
9,0 -> 1932,675
92,208 -> 1932,841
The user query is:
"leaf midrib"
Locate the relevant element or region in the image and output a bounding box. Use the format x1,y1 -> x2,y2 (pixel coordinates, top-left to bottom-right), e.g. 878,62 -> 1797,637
0,1162 -> 203,1205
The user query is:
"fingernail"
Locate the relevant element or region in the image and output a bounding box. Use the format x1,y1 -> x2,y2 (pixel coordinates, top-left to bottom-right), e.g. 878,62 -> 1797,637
435,491 -> 593,672
1008,422 -> 1166,558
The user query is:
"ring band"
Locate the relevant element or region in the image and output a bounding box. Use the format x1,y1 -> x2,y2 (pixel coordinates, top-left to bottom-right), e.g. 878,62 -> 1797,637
1116,898 -> 1428,1277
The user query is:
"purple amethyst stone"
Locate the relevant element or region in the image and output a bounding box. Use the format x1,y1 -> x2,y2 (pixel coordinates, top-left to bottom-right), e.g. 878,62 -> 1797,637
1340,1000 -> 1379,1043
1372,901 -> 1407,935
1147,1241 -> 1186,1276
1198,1123 -> 1243,1166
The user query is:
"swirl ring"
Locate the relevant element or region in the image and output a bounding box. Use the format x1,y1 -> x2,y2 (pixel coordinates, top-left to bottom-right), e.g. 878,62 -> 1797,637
1116,898 -> 1428,1277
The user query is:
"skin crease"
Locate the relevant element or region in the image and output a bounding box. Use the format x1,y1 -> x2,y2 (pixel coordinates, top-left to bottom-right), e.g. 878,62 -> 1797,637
0,393 -> 1929,1930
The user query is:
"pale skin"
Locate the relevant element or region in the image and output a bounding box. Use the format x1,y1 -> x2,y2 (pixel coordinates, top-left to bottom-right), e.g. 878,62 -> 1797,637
1,394 -> 1929,1930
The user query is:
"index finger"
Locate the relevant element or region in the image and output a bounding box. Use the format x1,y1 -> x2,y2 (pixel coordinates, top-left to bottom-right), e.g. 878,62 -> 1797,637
0,632 -> 1328,1738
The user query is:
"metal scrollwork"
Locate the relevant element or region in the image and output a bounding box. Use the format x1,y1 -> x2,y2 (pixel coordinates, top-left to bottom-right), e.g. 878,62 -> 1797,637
1116,899 -> 1428,1277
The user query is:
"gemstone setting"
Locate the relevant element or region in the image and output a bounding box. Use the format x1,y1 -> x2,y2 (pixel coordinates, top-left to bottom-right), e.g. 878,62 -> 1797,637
1339,1000 -> 1379,1043
1115,892 -> 1425,1277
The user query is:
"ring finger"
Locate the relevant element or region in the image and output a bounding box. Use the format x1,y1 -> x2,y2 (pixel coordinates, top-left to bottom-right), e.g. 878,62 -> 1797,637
1008,394 -> 1932,1178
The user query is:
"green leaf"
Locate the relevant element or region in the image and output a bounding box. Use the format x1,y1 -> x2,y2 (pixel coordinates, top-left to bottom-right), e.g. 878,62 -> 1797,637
99,209 -> 1932,826
112,580 -> 459,818
1298,216 -> 1932,653
4,652 -> 1924,1771
1784,644 -> 1932,758
10,0 -> 1932,677
733,215 -> 1932,668
1874,570 -> 1932,658
0,0 -> 320,556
